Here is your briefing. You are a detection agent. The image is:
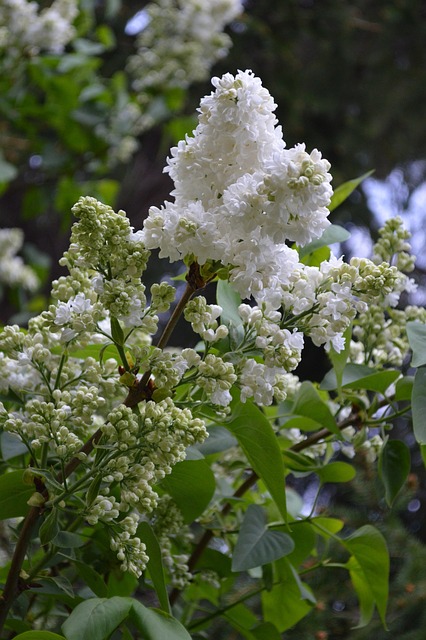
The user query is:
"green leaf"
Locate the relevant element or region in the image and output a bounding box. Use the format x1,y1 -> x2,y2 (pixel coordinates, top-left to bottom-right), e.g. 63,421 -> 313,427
226,395 -> 287,520
311,516 -> 345,537
13,633 -> 66,640
395,375 -> 414,401
137,521 -> 171,614
346,556 -> 375,628
216,279 -> 243,328
184,445 -> 204,460
0,387 -> 25,406
292,381 -> 339,435
321,363 -> 400,393
52,531 -> 85,548
196,425 -> 237,455
61,597 -> 132,640
1,431 -> 28,460
298,224 -> 350,258
192,547 -> 232,577
28,575 -> 74,599
300,245 -> 330,267
225,603 -> 259,639
315,461 -> 356,484
74,561 -> 108,598
282,449 -> 318,471
65,343 -> 119,363
289,563 -> 316,604
251,622 -> 282,640
0,470 -> 33,519
379,439 -> 411,506
261,558 -> 314,632
343,525 -> 389,627
406,321 -> 426,367
45,576 -> 74,599
412,366 -> 426,445
159,459 -> 215,523
285,522 -> 316,565
232,505 -> 294,572
86,474 -> 103,507
107,569 -> 138,598
281,416 -> 322,432
129,600 -> 192,640
110,316 -> 124,347
281,454 -> 355,484
39,508 -> 59,545
328,170 -> 374,212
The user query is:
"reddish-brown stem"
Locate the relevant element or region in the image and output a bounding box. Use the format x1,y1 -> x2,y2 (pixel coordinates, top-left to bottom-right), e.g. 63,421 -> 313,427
0,507 -> 40,631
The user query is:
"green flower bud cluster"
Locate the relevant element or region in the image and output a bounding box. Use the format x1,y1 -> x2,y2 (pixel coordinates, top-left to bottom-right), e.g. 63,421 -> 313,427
372,216 -> 415,273
55,197 -> 151,332
184,296 -> 229,343
110,514 -> 149,577
197,354 -> 237,406
151,496 -> 193,589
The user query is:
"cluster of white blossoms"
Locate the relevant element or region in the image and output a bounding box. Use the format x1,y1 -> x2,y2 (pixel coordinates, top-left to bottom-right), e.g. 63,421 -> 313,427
142,70 -> 333,303
127,0 -> 243,95
140,70 -> 411,405
0,228 -> 38,293
0,0 -> 78,56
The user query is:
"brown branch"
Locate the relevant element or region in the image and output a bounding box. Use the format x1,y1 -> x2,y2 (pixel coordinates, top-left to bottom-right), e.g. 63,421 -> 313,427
0,507 -> 40,631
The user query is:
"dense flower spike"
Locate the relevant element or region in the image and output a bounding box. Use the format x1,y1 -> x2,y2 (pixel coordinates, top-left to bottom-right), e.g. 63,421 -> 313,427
142,69 -> 333,302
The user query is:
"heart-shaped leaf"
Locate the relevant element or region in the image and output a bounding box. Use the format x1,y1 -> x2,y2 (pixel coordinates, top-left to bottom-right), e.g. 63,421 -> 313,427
232,505 -> 294,572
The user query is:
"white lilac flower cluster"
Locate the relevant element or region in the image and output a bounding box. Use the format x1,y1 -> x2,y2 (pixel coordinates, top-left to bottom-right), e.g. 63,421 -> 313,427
140,70 -> 409,405
0,228 -> 38,292
0,0 -> 78,56
351,216 -> 423,367
142,71 -> 401,325
184,296 -> 229,343
0,327 -> 207,576
127,0 -> 243,96
141,70 -> 331,303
